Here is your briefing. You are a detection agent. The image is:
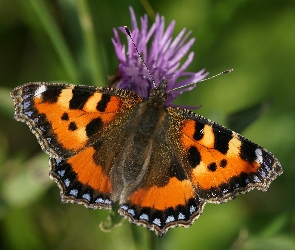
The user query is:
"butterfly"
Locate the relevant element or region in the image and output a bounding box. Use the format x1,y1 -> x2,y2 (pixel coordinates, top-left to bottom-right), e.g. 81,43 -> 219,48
11,79 -> 282,236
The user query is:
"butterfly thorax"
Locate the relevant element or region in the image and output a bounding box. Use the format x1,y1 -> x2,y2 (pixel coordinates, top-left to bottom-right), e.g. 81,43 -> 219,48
118,87 -> 170,189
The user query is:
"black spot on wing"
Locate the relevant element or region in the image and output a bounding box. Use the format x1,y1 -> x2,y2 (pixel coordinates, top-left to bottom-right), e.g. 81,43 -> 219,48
42,86 -> 63,103
207,162 -> 217,172
239,139 -> 257,162
193,122 -> 205,140
86,117 -> 103,137
61,112 -> 69,121
97,94 -> 111,112
68,121 -> 77,131
70,86 -> 95,110
220,159 -> 227,168
213,124 -> 233,154
187,146 -> 201,168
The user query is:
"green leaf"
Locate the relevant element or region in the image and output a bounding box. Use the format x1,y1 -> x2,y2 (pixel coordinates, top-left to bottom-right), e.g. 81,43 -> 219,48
27,0 -> 79,82
77,1 -> 105,86
227,100 -> 271,133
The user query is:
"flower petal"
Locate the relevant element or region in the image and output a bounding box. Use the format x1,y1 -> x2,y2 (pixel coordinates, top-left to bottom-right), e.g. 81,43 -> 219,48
111,7 -> 208,107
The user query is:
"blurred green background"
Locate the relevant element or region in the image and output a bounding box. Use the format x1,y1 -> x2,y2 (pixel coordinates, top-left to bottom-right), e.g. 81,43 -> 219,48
0,0 -> 294,249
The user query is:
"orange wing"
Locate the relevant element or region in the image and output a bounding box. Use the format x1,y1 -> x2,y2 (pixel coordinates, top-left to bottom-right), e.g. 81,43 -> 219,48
11,82 -> 142,159
50,147 -> 113,210
118,107 -> 282,237
11,83 -> 282,237
11,82 -> 142,209
177,108 -> 282,203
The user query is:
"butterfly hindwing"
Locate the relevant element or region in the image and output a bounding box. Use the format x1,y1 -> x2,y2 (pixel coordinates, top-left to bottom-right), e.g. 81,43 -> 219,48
50,149 -> 113,209
118,108 -> 204,236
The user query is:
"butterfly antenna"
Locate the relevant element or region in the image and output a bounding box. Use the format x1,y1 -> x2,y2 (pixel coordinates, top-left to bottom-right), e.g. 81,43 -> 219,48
124,26 -> 157,88
199,69 -> 234,83
168,69 -> 234,93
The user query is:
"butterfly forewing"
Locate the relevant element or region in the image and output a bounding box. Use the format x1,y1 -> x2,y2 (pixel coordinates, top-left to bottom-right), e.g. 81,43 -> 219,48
175,108 -> 282,202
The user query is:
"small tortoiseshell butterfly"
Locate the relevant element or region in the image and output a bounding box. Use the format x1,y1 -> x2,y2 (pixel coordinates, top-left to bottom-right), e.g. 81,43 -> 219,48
11,77 -> 282,236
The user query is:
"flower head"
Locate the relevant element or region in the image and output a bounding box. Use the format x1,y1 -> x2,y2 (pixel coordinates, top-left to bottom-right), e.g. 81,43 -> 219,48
111,7 -> 208,107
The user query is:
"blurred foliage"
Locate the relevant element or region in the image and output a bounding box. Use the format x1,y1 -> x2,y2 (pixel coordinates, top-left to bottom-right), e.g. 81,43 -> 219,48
0,0 -> 294,249
227,100 -> 271,134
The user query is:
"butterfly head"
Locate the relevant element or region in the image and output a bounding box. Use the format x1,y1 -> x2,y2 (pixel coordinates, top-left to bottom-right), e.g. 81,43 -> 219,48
149,80 -> 168,105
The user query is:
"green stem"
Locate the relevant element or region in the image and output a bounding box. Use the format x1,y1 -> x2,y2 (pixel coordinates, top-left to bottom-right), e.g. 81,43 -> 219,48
77,1 -> 104,86
140,0 -> 155,19
28,0 -> 79,83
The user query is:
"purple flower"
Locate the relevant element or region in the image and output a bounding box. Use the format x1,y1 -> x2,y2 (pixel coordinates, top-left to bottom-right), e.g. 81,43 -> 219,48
111,7 -> 208,107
